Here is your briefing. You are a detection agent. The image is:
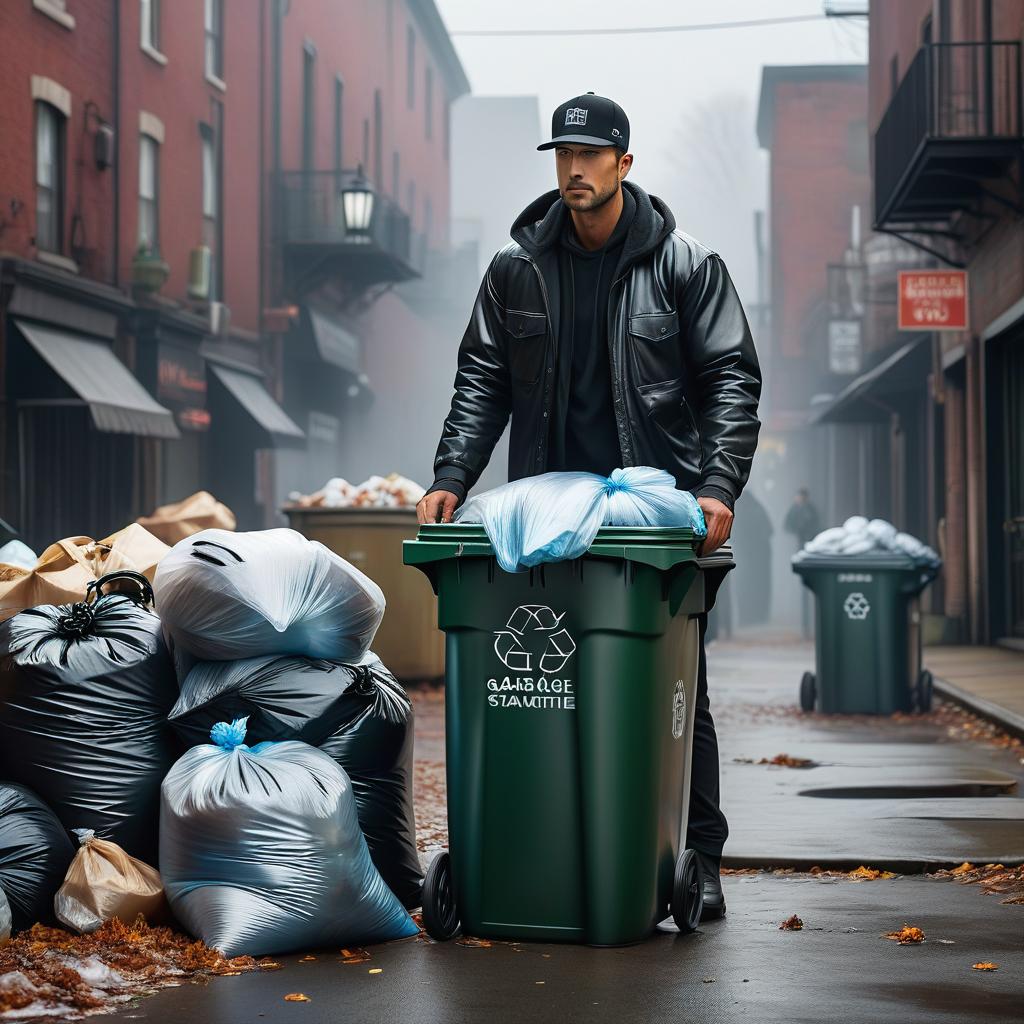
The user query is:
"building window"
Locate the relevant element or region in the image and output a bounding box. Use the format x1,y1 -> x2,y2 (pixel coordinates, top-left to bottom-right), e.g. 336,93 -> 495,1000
333,76 -> 344,172
302,44 -> 316,171
204,0 -> 223,82
406,26 -> 415,108
138,134 -> 159,252
425,66 -> 433,139
392,152 -> 400,200
140,0 -> 160,51
373,89 -> 383,188
35,101 -> 65,254
201,110 -> 222,299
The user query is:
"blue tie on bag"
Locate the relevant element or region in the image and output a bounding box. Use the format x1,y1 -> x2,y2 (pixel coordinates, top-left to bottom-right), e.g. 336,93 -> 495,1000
455,467 -> 708,573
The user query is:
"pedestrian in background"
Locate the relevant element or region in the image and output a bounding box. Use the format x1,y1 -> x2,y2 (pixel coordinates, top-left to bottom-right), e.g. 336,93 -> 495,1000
418,92 -> 761,922
784,487 -> 821,638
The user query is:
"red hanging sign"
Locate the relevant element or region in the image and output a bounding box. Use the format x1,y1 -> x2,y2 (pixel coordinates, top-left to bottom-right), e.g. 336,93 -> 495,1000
898,270 -> 968,331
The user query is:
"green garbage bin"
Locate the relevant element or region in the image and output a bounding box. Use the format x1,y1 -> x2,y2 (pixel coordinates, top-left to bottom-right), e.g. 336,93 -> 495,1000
792,551 -> 939,715
404,523 -> 732,946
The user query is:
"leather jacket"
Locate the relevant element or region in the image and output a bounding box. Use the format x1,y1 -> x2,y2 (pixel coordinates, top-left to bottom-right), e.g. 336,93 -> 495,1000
432,180 -> 762,509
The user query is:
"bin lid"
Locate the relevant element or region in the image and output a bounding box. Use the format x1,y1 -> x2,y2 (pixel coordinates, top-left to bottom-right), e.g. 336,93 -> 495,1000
405,523 -> 708,573
792,548 -> 940,579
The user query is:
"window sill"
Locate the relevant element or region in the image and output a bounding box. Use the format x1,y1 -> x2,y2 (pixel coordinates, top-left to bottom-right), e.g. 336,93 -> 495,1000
205,72 -> 227,93
33,0 -> 75,30
36,250 -> 79,274
141,42 -> 168,67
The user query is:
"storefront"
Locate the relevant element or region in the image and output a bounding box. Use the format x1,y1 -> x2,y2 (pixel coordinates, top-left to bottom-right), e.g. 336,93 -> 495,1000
0,259 -> 177,551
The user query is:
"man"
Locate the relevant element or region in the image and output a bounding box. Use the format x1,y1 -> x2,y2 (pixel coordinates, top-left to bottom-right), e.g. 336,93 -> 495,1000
784,487 -> 821,638
417,93 -> 761,921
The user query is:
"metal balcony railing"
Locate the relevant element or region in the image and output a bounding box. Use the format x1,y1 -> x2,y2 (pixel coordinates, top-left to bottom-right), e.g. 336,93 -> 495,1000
277,169 -> 413,267
874,42 -> 1022,227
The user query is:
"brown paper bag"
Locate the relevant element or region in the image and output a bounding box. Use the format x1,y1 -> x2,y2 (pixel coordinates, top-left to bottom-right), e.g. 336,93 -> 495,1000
136,491 -> 236,545
54,830 -> 166,934
0,523 -> 169,622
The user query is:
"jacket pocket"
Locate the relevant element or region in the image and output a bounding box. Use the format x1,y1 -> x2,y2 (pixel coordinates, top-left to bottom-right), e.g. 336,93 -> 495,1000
636,379 -> 696,436
628,311 -> 681,386
503,310 -> 547,385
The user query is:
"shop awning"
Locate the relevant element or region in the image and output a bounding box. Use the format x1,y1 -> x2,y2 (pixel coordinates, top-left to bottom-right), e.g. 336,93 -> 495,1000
810,338 -> 932,425
208,363 -> 305,447
298,307 -> 361,373
14,319 -> 179,438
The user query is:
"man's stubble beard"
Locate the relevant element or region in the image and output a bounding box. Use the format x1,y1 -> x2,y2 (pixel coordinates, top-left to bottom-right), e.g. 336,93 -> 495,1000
562,179 -> 620,211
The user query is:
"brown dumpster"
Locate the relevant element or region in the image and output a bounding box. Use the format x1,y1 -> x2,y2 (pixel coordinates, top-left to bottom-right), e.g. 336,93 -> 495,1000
282,506 -> 444,680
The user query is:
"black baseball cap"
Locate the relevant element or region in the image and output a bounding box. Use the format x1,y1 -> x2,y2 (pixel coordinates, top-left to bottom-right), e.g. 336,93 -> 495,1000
537,92 -> 630,151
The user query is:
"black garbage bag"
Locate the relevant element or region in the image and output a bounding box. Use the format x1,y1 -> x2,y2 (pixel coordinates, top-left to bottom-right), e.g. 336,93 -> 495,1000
0,572 -> 178,864
170,653 -> 423,907
0,782 -> 75,931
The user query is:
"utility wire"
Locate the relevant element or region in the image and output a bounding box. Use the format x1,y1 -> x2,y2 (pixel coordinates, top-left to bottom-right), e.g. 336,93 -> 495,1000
450,13 -> 828,38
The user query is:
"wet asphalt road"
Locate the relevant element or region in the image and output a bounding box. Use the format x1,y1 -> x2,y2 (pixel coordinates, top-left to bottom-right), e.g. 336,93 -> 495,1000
104,636 -> 1024,1024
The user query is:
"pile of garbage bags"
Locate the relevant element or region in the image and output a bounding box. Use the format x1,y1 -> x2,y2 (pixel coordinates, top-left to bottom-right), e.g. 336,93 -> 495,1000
456,467 -> 707,573
136,491 -> 236,545
288,472 -> 426,509
0,524 -> 423,958
801,516 -> 941,568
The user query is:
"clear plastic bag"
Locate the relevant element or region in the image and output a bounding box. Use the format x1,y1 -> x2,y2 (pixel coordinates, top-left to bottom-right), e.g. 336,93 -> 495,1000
455,467 -> 707,573
54,830 -> 165,934
153,529 -> 385,667
168,653 -> 422,908
159,719 -> 418,958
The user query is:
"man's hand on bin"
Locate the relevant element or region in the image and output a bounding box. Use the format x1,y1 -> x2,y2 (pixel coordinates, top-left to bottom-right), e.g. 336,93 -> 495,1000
417,490 -> 460,525
697,497 -> 733,556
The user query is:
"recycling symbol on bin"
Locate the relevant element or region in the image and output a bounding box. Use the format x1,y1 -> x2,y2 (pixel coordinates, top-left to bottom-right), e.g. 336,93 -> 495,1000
843,592 -> 871,621
494,605 -> 577,674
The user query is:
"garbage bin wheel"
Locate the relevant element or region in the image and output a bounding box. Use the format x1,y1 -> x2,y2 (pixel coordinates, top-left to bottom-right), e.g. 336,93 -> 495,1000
799,671 -> 817,713
670,848 -> 704,934
916,669 -> 934,713
422,850 -> 461,941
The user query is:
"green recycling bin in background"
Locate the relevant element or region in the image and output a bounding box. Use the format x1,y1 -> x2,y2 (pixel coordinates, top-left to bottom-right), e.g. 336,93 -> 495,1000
792,551 -> 939,715
404,523 -> 732,946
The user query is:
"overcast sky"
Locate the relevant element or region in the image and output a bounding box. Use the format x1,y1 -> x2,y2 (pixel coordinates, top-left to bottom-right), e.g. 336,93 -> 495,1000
435,0 -> 868,297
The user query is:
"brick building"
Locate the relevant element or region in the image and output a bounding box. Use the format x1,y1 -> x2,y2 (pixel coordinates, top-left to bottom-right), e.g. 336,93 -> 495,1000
0,0 -> 469,547
866,0 -> 1024,647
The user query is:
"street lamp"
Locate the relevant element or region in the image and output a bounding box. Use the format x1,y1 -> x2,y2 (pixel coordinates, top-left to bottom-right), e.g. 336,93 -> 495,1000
341,165 -> 375,237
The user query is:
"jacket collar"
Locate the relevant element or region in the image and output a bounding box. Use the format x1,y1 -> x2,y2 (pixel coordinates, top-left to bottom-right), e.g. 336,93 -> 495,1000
510,180 -> 676,277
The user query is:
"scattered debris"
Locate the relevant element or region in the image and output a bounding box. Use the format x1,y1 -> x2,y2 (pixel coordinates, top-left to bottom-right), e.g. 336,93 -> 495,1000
339,948 -> 371,964
758,754 -> 817,768
884,925 -> 925,944
368,968 -> 383,975
298,955 -> 317,963
930,863 -> 1024,905
284,992 -> 311,1002
972,962 -> 999,971
779,915 -> 804,931
455,937 -> 493,948
702,977 -> 716,984
846,866 -> 897,881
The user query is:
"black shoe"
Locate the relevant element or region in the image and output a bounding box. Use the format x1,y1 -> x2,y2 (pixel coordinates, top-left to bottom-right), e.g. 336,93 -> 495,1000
697,852 -> 726,921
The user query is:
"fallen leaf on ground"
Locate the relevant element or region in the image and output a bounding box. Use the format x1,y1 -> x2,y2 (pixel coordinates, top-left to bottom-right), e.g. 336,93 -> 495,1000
284,993 -> 310,1002
779,915 -> 804,931
884,925 -> 925,944
339,948 -> 371,964
216,971 -> 242,976
951,862 -> 975,875
455,936 -> 493,948
368,968 -> 383,975
848,866 -> 897,881
258,959 -> 283,971
972,962 -> 998,971
298,955 -> 317,962
758,754 -> 817,768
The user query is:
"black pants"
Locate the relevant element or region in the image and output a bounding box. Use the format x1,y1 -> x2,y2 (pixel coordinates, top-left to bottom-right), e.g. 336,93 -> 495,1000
684,613 -> 729,858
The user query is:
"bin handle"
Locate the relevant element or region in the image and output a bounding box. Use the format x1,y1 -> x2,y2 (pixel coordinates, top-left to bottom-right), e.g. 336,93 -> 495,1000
86,570 -> 155,608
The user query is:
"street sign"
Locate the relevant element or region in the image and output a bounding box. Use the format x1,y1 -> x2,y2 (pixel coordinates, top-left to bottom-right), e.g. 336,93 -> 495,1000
898,270 -> 968,331
828,319 -> 862,374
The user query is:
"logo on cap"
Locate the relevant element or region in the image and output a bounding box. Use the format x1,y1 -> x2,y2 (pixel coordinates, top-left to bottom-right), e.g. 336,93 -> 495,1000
565,107 -> 588,126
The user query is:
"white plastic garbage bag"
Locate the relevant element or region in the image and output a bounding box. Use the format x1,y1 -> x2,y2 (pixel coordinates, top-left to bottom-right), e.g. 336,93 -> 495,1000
802,517 -> 940,568
153,529 -> 385,665
160,719 -> 418,957
455,467 -> 707,574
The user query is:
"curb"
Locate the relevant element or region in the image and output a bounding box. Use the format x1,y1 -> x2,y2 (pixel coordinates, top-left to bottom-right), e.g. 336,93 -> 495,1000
721,855 -> 1024,874
933,675 -> 1024,741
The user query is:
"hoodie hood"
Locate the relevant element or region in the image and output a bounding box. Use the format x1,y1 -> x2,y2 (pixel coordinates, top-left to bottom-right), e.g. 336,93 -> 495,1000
510,180 -> 676,276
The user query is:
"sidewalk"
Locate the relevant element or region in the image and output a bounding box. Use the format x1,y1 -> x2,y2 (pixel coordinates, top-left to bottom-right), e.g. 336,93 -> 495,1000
925,645 -> 1024,737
